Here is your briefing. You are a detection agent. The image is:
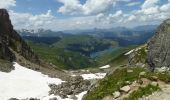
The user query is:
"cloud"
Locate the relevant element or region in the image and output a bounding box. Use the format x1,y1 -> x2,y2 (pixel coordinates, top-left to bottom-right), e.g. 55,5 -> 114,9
57,0 -> 116,15
0,0 -> 16,9
126,2 -> 141,6
141,0 -> 159,9
7,0 -> 170,31
160,3 -> 170,12
9,10 -> 56,30
116,0 -> 131,2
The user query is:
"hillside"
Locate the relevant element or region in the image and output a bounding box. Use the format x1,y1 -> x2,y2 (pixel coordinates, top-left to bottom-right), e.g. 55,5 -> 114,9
83,19 -> 170,100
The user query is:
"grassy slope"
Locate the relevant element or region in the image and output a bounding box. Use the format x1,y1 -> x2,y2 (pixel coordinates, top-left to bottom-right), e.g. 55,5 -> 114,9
96,45 -> 138,66
83,66 -> 170,100
53,35 -> 117,56
27,41 -> 97,69
83,67 -> 146,100
124,84 -> 160,100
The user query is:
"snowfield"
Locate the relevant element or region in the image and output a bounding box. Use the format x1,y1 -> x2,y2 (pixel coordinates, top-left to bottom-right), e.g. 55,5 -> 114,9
0,62 -> 64,100
81,73 -> 106,80
99,65 -> 110,69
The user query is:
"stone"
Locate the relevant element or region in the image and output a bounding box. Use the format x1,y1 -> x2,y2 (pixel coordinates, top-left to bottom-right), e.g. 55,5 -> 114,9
139,72 -> 146,76
127,69 -> 133,73
113,91 -> 121,98
102,96 -> 114,100
151,82 -> 158,86
147,18 -> 170,71
120,85 -> 131,93
137,79 -> 143,85
150,76 -> 158,81
49,98 -> 58,100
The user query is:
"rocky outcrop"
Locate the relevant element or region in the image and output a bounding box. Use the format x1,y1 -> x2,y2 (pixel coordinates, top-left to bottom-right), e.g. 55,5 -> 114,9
49,76 -> 90,98
147,19 -> 170,70
0,9 -> 40,65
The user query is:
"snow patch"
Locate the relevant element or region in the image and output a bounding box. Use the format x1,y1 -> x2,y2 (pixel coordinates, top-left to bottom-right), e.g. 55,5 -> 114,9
76,91 -> 87,100
0,62 -> 64,100
99,65 -> 110,69
81,73 -> 106,80
124,49 -> 134,55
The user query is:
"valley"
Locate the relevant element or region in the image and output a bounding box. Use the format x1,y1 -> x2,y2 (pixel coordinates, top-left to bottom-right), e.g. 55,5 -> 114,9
1,0 -> 170,99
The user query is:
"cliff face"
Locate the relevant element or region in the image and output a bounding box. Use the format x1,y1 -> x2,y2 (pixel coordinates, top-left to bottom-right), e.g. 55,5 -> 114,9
0,9 -> 39,64
147,19 -> 170,70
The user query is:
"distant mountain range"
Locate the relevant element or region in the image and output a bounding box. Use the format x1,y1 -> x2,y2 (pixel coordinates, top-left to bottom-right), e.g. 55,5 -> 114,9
17,25 -> 157,36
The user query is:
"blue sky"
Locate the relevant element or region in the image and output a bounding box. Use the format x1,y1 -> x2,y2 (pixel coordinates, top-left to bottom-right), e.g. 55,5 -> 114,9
1,0 -> 170,31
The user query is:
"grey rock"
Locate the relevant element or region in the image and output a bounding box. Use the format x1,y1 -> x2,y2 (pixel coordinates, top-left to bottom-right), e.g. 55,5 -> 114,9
120,85 -> 131,93
151,82 -> 158,86
147,18 -> 170,71
113,91 -> 121,98
49,76 -> 90,98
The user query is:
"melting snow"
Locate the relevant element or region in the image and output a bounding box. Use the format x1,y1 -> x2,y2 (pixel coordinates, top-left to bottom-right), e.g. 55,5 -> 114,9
124,49 -> 134,55
0,62 -> 64,100
99,65 -> 110,69
75,91 -> 87,100
81,73 -> 106,80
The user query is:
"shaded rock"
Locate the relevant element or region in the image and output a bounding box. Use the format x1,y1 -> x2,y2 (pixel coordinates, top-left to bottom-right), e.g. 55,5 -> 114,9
150,76 -> 158,81
49,98 -> 58,100
8,98 -> 19,100
0,9 -> 40,71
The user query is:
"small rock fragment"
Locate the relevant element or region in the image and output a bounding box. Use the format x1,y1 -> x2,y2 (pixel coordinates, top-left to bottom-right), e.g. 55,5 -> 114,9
120,85 -> 131,93
113,91 -> 121,98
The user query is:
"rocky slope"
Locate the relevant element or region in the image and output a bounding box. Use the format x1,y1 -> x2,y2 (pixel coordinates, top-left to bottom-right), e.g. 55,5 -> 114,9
0,9 -> 40,72
147,19 -> 170,70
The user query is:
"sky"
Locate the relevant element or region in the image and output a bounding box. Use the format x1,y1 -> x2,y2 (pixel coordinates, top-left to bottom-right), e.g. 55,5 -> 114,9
0,0 -> 170,31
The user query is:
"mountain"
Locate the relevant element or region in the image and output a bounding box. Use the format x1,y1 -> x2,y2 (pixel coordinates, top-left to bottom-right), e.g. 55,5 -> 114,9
147,19 -> 170,70
17,28 -> 67,37
0,9 -> 40,72
0,9 -> 67,77
83,19 -> 170,100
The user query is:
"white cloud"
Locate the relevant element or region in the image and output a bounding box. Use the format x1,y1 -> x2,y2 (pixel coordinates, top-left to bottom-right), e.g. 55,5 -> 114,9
141,0 -> 159,9
9,10 -> 56,30
0,0 -> 16,9
126,2 -> 141,6
57,0 -> 116,15
7,0 -> 170,31
160,3 -> 170,12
